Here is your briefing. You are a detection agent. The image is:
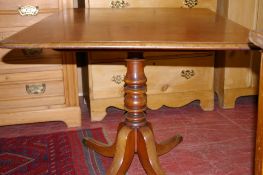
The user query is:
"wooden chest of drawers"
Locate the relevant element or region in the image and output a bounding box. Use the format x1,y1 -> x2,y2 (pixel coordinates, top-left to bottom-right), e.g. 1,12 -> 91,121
85,0 -> 217,10
87,51 -> 215,121
215,0 -> 261,109
0,0 -> 81,127
83,0 -> 217,121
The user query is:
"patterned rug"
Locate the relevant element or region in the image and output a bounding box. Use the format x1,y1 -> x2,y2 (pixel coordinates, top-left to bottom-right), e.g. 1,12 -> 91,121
0,128 -> 111,175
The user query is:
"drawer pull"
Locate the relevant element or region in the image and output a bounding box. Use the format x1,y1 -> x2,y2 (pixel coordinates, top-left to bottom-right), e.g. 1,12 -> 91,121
110,0 -> 129,8
112,75 -> 125,84
184,0 -> 198,8
161,84 -> 169,92
22,48 -> 43,56
18,5 -> 39,16
181,70 -> 195,79
26,84 -> 46,95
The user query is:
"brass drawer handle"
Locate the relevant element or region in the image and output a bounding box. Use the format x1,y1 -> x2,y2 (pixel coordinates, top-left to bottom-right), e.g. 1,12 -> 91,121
181,70 -> 195,79
112,75 -> 125,84
26,84 -> 46,95
22,48 -> 43,56
184,0 -> 198,8
110,0 -> 129,8
18,5 -> 39,16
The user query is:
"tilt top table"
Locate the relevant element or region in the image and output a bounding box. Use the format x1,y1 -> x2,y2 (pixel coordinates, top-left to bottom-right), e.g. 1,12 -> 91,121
1,8 -> 251,174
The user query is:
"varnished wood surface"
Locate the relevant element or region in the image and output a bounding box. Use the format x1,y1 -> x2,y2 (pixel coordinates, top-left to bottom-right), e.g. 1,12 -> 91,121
0,8 -> 250,50
256,53 -> 263,175
249,31 -> 263,175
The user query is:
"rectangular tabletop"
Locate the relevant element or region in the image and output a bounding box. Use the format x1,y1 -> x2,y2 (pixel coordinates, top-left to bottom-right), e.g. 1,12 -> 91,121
0,8 -> 250,50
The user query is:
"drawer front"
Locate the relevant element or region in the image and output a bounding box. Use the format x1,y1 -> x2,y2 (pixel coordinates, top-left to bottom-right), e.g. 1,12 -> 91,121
0,70 -> 63,84
145,57 -> 214,94
0,80 -> 65,104
90,51 -> 214,99
0,49 -> 62,74
0,96 -> 65,110
88,0 -> 217,10
90,64 -> 126,99
0,0 -> 60,11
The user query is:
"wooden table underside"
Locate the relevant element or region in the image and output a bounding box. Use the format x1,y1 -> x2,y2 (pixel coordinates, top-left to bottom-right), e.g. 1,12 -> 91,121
0,8 -> 253,174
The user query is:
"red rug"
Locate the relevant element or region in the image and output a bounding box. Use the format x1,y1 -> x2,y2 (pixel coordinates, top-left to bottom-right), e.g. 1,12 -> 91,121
0,128 -> 111,175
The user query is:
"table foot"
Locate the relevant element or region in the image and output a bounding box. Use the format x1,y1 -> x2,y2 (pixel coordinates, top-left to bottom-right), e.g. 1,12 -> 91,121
82,123 -> 125,158
82,135 -> 116,157
156,134 -> 183,156
147,122 -> 183,156
107,125 -> 135,175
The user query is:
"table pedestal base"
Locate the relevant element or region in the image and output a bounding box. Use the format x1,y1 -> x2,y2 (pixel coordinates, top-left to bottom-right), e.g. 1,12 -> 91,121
83,122 -> 182,174
83,55 -> 182,174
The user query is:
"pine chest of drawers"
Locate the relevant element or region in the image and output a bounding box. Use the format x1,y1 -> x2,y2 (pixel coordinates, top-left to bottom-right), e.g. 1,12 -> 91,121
87,51 -> 215,121
215,0 -> 261,109
0,0 -> 81,127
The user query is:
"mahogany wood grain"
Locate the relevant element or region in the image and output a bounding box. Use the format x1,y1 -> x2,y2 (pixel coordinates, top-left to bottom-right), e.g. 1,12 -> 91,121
82,122 -> 125,157
124,58 -> 146,127
1,8 -> 250,50
137,126 -> 165,175
250,31 -> 263,175
107,125 -> 135,175
256,53 -> 263,175
156,134 -> 183,156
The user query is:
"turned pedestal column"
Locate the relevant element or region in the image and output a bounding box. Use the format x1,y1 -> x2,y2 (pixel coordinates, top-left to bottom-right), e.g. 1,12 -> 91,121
83,53 -> 182,174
